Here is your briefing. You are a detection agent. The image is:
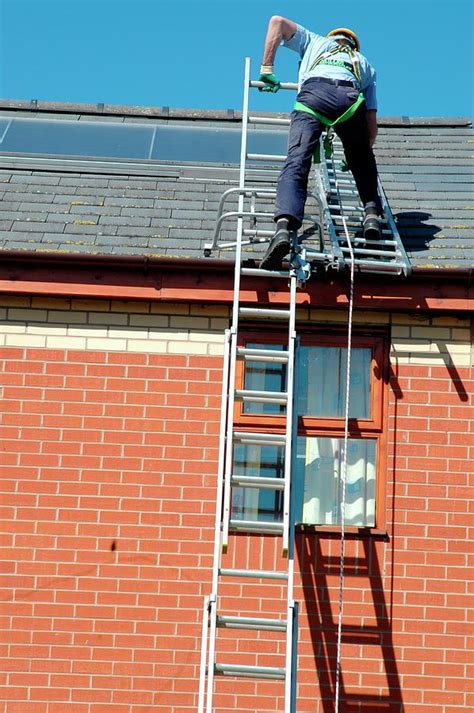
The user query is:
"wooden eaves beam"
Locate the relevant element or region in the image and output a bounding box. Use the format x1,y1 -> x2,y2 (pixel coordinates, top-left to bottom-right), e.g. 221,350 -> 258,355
0,252 -> 471,313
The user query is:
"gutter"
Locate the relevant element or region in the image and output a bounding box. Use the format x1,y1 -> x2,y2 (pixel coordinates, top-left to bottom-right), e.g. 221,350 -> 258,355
0,248 -> 471,281
0,249 -> 236,272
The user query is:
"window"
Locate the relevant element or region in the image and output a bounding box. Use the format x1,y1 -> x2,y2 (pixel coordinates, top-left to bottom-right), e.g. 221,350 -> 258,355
232,330 -> 388,531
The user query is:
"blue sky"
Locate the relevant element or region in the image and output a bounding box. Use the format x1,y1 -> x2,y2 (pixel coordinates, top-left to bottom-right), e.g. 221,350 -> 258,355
0,0 -> 472,118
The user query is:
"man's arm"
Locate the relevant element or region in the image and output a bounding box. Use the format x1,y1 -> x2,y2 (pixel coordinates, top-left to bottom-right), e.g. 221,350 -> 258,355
259,16 -> 297,92
261,15 -> 298,66
367,110 -> 378,147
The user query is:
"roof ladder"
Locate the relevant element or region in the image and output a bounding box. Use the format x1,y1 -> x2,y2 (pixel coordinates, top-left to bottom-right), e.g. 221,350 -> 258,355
311,135 -> 412,276
199,57 -> 299,713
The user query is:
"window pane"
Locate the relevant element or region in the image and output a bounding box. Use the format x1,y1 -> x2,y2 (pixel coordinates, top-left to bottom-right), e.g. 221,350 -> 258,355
243,343 -> 287,415
231,443 -> 284,523
297,346 -> 371,419
294,436 -> 376,527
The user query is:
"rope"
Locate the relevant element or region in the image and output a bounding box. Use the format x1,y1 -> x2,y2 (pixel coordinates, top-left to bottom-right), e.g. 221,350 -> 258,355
334,215 -> 355,713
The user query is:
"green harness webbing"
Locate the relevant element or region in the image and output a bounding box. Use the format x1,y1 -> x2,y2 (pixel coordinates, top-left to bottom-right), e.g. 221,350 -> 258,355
296,42 -> 365,163
294,92 -> 365,127
293,93 -> 366,163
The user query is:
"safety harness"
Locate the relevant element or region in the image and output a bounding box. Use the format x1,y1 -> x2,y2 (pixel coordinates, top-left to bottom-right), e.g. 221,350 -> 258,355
293,43 -> 366,163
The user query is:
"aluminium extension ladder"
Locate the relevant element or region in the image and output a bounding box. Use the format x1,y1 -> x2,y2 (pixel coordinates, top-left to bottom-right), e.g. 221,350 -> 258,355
198,59 -> 301,713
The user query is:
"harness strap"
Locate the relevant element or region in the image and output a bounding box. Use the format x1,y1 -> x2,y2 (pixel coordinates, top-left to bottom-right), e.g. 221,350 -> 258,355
310,44 -> 362,82
294,92 -> 365,127
293,93 -> 366,163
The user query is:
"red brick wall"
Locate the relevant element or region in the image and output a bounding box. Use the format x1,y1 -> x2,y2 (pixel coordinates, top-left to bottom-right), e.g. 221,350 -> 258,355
1,346 -> 221,713
1,347 -> 473,711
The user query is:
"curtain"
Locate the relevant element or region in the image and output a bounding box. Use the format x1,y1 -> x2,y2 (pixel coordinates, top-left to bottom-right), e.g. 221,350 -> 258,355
298,436 -> 376,526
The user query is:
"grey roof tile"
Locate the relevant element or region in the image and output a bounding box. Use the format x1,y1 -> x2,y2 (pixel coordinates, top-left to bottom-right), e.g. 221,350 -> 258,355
12,220 -> 64,232
0,106 -> 472,269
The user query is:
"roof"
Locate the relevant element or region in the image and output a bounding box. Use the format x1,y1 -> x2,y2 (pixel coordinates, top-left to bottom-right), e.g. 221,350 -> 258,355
0,102 -> 472,271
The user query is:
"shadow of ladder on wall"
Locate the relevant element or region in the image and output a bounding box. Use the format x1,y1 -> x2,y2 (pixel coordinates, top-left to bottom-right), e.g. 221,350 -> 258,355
301,535 -> 405,712
199,57 -> 412,713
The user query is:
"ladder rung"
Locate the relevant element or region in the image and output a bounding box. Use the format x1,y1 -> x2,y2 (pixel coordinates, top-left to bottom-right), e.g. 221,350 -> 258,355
247,153 -> 286,162
329,205 -> 363,213
234,389 -> 288,405
214,663 -> 286,679
248,115 -> 290,126
241,267 -> 289,278
349,259 -> 405,271
229,519 -> 284,534
242,229 -> 274,239
219,568 -> 288,580
236,347 -> 290,363
334,226 -> 392,236
233,431 -> 286,446
231,475 -> 285,490
239,307 -> 291,319
335,217 -> 389,226
337,237 -> 395,247
250,79 -> 298,91
217,615 -> 287,631
340,246 -> 398,257
326,176 -> 353,183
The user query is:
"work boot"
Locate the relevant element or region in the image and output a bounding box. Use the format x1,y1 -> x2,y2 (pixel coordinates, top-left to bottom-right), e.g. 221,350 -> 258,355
363,207 -> 381,241
259,221 -> 291,270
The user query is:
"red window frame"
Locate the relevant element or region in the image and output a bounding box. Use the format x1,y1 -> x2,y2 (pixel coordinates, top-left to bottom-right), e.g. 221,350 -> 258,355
235,326 -> 389,533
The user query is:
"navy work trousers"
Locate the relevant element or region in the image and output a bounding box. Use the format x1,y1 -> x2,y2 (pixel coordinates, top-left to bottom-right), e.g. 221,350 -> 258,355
274,78 -> 381,228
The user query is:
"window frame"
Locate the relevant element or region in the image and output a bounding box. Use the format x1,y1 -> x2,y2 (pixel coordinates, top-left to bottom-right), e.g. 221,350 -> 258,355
235,325 -> 390,534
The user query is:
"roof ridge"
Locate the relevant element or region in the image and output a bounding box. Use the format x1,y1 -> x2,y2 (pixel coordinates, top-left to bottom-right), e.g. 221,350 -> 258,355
0,99 -> 471,127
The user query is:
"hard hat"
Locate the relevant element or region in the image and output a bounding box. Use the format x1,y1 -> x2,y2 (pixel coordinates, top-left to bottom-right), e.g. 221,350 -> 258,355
327,28 -> 360,52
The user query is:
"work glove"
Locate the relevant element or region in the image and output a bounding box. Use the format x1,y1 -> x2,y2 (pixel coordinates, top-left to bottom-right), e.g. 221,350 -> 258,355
258,64 -> 281,93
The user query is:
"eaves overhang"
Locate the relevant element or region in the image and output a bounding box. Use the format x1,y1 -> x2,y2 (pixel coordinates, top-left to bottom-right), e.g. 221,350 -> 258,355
0,250 -> 471,314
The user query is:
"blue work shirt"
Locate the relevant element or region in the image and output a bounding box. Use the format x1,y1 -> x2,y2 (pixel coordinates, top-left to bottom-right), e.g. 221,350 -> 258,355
282,24 -> 378,111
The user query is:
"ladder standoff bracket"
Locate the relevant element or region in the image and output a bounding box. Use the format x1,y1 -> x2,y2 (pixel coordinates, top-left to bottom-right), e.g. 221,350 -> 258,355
289,248 -> 311,288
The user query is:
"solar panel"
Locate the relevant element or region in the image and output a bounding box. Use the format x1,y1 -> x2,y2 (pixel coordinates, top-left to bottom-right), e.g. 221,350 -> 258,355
0,115 -> 288,165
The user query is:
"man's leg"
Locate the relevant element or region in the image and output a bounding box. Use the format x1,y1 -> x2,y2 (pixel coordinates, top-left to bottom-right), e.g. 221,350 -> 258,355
336,107 -> 382,239
260,111 -> 322,269
274,110 -> 323,227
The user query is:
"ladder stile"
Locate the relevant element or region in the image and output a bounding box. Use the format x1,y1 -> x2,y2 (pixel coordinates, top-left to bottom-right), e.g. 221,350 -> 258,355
282,274 -> 296,558
201,327 -> 231,713
221,56 -> 252,557
205,593 -> 218,713
198,595 -> 210,713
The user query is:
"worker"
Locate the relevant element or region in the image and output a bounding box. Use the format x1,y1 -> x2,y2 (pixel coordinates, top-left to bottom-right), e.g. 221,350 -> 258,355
258,16 -> 382,270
